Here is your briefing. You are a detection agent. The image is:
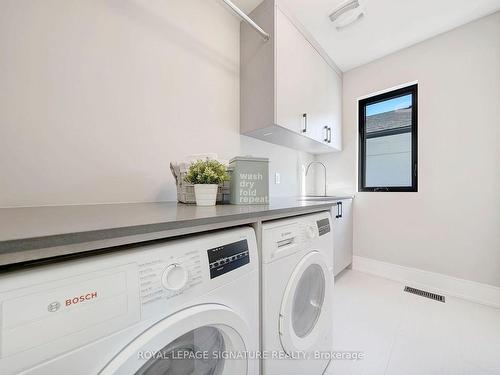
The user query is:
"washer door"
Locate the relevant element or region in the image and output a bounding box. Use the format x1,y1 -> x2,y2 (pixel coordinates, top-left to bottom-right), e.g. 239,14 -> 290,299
279,251 -> 333,354
100,304 -> 249,375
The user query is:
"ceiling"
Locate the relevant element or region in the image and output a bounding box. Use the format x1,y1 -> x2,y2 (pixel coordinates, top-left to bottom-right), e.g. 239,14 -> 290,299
232,0 -> 500,71
230,0 -> 264,14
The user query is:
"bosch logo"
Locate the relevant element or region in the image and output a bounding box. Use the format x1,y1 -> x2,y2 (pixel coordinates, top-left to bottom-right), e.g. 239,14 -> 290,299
47,301 -> 61,312
65,291 -> 98,307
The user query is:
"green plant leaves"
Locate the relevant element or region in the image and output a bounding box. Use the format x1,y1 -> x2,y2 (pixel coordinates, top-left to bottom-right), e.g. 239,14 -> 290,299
184,159 -> 230,185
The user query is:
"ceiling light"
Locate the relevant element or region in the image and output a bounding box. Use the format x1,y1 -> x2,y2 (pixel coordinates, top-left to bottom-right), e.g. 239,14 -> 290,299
329,0 -> 365,30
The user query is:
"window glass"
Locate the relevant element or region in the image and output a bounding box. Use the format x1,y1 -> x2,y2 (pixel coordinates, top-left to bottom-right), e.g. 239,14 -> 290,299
359,85 -> 418,191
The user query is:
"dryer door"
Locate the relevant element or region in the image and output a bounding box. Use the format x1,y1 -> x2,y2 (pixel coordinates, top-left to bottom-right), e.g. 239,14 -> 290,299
279,251 -> 333,355
100,304 -> 250,375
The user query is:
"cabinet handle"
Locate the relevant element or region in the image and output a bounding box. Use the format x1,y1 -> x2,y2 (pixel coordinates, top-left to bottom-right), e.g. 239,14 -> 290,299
327,127 -> 332,143
302,113 -> 307,133
335,201 -> 343,218
324,126 -> 329,142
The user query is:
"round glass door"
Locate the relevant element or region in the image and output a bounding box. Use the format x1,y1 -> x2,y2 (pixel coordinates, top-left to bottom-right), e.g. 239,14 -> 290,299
279,251 -> 333,354
100,305 -> 249,375
136,326 -> 225,375
291,264 -> 325,338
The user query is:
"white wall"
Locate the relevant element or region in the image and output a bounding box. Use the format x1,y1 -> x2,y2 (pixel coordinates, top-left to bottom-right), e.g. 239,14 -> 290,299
0,0 -> 313,207
319,12 -> 500,287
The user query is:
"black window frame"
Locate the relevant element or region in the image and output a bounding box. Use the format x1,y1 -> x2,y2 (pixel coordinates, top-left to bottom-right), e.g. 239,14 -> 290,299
358,84 -> 418,192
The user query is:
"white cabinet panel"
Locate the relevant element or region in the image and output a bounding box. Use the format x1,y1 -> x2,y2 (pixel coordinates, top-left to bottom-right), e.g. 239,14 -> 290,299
309,49 -> 333,145
333,199 -> 353,276
276,8 -> 339,148
241,0 -> 342,154
275,9 -> 311,134
326,66 -> 342,150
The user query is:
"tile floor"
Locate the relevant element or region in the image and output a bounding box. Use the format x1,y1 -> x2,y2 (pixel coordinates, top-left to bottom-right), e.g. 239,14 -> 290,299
325,270 -> 500,375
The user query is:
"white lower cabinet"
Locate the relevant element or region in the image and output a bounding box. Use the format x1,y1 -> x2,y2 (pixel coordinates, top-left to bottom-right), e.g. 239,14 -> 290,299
332,199 -> 353,276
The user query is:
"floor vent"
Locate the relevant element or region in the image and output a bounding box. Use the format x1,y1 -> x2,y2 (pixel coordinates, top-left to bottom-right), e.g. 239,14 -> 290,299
404,286 -> 445,303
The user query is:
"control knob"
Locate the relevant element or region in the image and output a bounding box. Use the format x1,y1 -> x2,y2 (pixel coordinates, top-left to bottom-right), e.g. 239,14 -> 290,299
306,225 -> 316,239
161,263 -> 189,291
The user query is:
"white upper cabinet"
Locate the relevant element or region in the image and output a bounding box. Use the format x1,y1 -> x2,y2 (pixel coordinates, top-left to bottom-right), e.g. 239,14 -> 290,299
240,0 -> 342,154
325,59 -> 342,150
275,8 -> 314,135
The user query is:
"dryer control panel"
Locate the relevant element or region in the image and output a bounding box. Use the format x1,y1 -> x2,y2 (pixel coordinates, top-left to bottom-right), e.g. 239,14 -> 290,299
261,211 -> 333,265
316,218 -> 331,236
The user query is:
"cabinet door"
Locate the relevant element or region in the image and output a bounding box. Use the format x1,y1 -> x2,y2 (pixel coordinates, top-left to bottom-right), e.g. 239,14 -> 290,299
325,67 -> 342,150
275,8 -> 316,137
306,45 -> 331,144
333,200 -> 353,276
311,57 -> 342,150
275,8 -> 341,147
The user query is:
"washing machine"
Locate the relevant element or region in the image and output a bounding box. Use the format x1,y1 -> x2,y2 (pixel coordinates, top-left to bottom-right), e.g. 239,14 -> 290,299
261,211 -> 334,375
0,226 -> 259,375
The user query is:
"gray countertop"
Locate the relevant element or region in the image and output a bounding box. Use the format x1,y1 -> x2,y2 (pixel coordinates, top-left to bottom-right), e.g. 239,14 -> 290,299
0,196 -> 352,268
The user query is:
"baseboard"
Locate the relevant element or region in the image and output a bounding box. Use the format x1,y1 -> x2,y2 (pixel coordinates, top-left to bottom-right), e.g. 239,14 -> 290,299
352,256 -> 500,308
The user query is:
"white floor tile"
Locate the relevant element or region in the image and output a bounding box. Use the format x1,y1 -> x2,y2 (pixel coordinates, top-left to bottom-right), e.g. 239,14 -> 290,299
329,269 -> 500,375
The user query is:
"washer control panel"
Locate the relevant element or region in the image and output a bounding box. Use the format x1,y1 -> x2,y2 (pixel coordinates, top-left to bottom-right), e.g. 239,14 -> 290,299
207,239 -> 250,279
136,227 -> 257,315
138,250 -> 203,306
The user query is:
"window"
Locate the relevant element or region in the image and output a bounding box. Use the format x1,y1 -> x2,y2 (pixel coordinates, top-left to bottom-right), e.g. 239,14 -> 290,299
358,84 -> 418,192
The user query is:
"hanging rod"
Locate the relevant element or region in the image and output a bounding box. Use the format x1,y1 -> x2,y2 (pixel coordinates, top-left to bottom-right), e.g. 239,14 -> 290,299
221,0 -> 270,41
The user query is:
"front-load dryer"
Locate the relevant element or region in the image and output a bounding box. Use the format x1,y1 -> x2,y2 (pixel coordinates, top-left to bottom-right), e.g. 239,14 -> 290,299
261,211 -> 334,375
0,226 -> 259,375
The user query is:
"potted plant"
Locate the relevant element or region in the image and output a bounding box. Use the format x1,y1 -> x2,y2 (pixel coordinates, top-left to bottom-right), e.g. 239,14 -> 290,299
185,159 -> 229,206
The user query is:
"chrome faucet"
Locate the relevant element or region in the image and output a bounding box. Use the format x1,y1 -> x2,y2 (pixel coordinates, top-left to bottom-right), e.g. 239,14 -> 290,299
305,161 -> 327,196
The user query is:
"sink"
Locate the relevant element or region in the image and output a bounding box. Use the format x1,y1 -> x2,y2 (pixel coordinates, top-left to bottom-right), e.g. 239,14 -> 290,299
299,195 -> 350,201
